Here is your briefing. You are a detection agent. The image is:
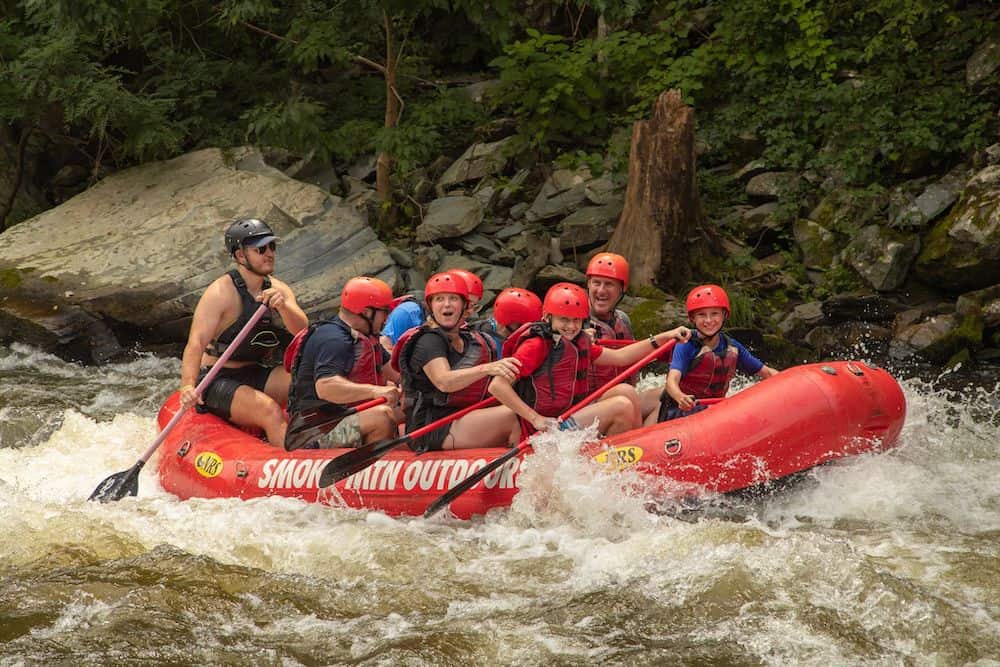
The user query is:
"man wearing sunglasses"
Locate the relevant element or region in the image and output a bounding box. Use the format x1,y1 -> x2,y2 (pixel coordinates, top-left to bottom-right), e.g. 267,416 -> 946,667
179,217 -> 308,447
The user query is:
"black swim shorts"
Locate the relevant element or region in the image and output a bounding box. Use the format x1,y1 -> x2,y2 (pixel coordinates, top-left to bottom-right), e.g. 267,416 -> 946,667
196,364 -> 275,420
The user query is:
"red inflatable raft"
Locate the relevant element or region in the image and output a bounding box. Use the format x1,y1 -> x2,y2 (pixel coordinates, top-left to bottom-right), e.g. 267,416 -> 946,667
156,361 -> 906,519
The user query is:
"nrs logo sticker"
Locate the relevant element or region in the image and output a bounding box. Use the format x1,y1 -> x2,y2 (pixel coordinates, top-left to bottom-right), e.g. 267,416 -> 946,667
592,445 -> 643,470
195,451 -> 223,478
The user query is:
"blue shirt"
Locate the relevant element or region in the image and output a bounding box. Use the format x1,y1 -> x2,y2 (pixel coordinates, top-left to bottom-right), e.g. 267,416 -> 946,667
382,301 -> 425,344
669,334 -> 764,376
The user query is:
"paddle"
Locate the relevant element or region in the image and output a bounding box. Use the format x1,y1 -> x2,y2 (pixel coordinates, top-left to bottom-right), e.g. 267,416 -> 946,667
89,304 -> 270,502
318,396 -> 499,487
423,338 -> 677,518
284,397 -> 387,451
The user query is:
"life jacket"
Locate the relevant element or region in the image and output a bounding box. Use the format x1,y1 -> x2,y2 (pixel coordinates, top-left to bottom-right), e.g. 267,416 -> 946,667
205,270 -> 290,364
469,317 -> 503,358
678,333 -> 739,399
587,310 -> 634,391
286,318 -> 384,413
397,325 -> 495,430
503,322 -> 590,418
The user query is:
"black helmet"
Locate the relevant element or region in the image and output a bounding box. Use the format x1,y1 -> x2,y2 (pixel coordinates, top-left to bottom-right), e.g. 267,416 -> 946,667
224,218 -> 279,256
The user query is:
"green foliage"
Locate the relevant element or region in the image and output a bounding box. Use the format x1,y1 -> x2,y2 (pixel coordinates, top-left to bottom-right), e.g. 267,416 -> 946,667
374,89 -> 487,175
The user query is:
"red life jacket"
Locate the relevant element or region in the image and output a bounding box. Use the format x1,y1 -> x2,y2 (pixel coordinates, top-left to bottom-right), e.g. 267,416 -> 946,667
504,322 -> 590,418
587,310 -> 634,391
286,320 -> 384,413
678,334 -> 739,399
397,326 -> 495,412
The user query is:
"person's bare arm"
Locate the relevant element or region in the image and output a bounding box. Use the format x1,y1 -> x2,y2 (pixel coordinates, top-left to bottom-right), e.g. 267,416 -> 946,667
421,356 -> 521,394
597,326 -> 691,367
179,281 -> 231,408
664,368 -> 696,410
488,376 -> 554,432
315,374 -> 400,406
262,277 -> 308,334
757,365 -> 779,379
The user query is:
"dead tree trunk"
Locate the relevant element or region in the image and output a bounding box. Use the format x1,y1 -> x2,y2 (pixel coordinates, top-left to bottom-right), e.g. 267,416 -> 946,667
607,89 -> 698,293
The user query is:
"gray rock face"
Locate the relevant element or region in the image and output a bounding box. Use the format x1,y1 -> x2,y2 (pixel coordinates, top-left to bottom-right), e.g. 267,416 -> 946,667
557,201 -> 624,251
915,165 -> 1000,292
0,147 -> 396,362
415,196 -> 484,242
891,170 -> 965,230
437,138 -> 513,189
843,225 -> 920,292
524,168 -> 593,222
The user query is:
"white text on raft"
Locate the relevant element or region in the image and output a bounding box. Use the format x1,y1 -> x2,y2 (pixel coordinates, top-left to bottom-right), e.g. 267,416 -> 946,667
257,457 -> 520,492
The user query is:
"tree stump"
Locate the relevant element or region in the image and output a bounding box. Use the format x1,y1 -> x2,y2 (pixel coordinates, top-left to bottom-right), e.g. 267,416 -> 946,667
607,89 -> 698,293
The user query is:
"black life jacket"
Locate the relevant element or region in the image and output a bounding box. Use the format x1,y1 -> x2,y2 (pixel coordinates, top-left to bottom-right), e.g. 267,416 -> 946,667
287,318 -> 384,414
205,270 -> 290,364
468,317 -> 503,359
396,325 -> 495,430
678,333 -> 739,399
503,322 -> 590,418
587,310 -> 634,391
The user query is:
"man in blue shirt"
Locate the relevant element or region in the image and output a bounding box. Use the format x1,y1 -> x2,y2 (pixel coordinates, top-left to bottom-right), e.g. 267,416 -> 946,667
380,293 -> 425,354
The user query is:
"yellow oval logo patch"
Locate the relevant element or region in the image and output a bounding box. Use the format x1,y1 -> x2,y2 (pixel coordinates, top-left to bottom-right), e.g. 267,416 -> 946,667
592,445 -> 643,470
195,451 -> 224,478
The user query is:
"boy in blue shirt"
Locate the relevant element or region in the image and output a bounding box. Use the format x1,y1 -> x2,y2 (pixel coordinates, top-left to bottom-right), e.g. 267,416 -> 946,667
379,293 -> 425,354
656,284 -> 778,422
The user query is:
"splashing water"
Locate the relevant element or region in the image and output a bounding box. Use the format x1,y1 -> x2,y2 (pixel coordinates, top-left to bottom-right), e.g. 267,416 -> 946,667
2,343 -> 999,664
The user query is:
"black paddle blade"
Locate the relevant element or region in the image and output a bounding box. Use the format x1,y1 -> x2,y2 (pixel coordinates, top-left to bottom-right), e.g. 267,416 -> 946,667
318,435 -> 409,488
284,404 -> 355,451
423,446 -> 521,518
88,461 -> 144,502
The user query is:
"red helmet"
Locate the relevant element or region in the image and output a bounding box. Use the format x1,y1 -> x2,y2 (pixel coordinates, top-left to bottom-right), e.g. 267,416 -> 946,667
448,268 -> 484,300
686,284 -> 730,319
543,283 -> 590,320
341,276 -> 393,313
493,288 -> 543,328
586,252 -> 629,291
425,272 -> 469,304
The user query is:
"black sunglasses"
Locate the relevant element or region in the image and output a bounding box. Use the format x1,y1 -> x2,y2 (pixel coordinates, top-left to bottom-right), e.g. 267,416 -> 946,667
250,241 -> 277,254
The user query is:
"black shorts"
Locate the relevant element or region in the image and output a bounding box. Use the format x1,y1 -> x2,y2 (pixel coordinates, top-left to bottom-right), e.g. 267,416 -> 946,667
196,364 -> 275,420
657,390 -> 708,422
408,422 -> 452,453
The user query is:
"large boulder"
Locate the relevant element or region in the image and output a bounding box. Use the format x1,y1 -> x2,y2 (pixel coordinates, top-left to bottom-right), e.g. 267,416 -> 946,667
914,165 -> 1000,292
0,147 -> 396,363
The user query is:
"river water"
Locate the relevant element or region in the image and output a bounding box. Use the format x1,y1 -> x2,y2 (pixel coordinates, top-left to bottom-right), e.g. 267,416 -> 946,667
1,342 -> 998,665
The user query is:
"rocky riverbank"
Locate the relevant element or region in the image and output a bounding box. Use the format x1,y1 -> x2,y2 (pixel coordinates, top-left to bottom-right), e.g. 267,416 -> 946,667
1,136 -> 998,371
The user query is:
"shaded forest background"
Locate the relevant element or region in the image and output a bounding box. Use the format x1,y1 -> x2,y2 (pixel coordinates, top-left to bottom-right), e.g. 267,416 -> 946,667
2,0 -> 997,271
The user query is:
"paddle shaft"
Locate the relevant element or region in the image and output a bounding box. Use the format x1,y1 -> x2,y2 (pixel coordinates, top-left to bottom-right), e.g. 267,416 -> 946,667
318,396 -> 499,487
423,338 -> 677,518
138,303 -> 270,464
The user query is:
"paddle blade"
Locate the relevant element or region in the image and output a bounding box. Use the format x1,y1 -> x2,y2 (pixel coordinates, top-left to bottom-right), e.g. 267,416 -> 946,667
423,445 -> 523,518
88,461 -> 143,502
318,435 -> 409,487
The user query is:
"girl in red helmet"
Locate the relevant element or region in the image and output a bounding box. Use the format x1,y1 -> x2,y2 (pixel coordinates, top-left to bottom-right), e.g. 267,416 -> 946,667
656,284 -> 778,423
470,287 -> 544,357
489,282 -> 691,436
394,272 -> 524,451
